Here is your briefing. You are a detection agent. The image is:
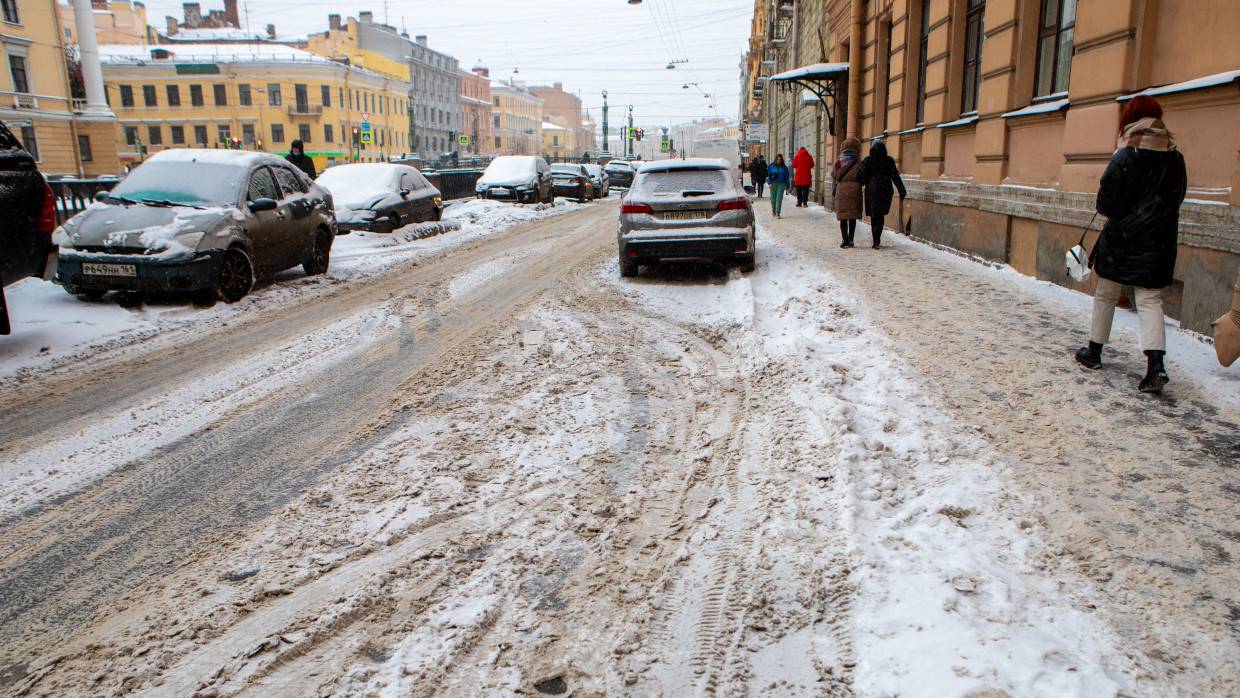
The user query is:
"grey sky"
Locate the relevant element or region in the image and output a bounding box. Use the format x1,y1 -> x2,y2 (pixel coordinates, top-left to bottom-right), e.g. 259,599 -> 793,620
141,0 -> 754,132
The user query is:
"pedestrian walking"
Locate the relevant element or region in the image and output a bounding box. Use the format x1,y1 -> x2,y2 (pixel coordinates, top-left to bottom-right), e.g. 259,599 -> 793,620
767,153 -> 791,219
831,138 -> 863,248
285,140 -> 317,179
1075,96 -> 1187,394
792,147 -> 814,207
858,139 -> 907,249
749,155 -> 768,198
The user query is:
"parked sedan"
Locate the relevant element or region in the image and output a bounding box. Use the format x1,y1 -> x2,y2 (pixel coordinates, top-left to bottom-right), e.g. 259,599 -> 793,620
317,163 -> 442,233
583,164 -> 610,198
604,160 -> 636,189
475,155 -> 553,204
54,149 -> 336,304
551,163 -> 595,202
0,122 -> 57,334
617,158 -> 755,278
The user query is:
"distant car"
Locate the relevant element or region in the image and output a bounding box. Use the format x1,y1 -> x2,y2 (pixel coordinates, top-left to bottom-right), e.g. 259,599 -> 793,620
54,149 -> 336,304
475,155 -> 553,204
317,163 -> 442,233
617,158 -> 755,278
604,160 -> 636,189
0,122 -> 57,335
583,164 -> 610,197
551,163 -> 595,202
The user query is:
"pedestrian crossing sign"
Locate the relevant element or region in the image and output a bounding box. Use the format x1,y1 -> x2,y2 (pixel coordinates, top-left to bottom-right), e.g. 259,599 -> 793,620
659,139 -> 671,153
458,134 -> 470,146
360,131 -> 372,145
628,127 -> 639,140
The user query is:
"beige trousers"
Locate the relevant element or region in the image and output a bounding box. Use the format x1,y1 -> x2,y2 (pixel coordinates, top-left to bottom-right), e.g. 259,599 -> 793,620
1090,277 -> 1167,351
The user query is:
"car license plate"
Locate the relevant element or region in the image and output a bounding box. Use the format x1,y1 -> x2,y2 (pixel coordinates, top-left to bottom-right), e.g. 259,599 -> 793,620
82,262 -> 137,277
490,188 -> 509,196
662,210 -> 709,221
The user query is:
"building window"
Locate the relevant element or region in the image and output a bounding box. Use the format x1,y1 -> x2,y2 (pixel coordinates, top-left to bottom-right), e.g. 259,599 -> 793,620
217,125 -> 230,143
1035,0 -> 1076,98
961,0 -> 985,114
338,87 -> 343,108
242,123 -> 255,144
214,84 -> 227,106
298,123 -> 311,143
119,84 -> 134,107
495,136 -> 501,149
324,123 -> 334,143
143,84 -> 157,107
166,84 -> 181,106
2,0 -> 19,24
78,135 -> 92,162
271,123 -> 285,143
238,83 -> 251,106
123,126 -> 138,145
268,83 -> 282,106
147,125 -> 162,145
916,0 -> 930,123
321,84 -> 331,107
193,125 -> 208,145
190,84 -> 204,107
171,125 -> 185,144
493,114 -> 500,128
294,83 -> 308,112
18,124 -> 36,159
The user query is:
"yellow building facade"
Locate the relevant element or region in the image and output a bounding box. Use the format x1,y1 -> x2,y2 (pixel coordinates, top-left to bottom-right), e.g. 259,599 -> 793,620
100,43 -> 412,172
59,0 -> 150,45
542,121 -> 574,162
2,0 -> 119,176
492,82 -> 542,156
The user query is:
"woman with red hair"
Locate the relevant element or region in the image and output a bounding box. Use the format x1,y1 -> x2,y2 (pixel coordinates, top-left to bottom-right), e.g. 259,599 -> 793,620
1075,95 -> 1187,394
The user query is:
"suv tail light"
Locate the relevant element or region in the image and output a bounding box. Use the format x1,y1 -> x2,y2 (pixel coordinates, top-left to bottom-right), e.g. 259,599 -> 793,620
621,201 -> 653,215
716,197 -> 750,211
38,181 -> 56,236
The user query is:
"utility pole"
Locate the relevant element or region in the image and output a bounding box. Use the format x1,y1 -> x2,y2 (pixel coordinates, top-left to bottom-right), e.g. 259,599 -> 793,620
601,90 -> 609,157
626,105 -> 634,158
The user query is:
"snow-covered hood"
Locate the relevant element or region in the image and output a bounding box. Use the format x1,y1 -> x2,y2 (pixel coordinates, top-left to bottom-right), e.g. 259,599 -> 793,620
56,203 -> 242,258
477,157 -> 539,188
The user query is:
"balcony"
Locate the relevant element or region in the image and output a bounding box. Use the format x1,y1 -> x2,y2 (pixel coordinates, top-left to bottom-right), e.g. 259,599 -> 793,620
12,93 -> 37,109
287,103 -> 323,117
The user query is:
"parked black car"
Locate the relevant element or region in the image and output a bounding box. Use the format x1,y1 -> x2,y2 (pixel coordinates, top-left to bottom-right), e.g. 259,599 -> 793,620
551,163 -> 595,202
475,156 -> 553,204
55,149 -> 336,304
604,160 -> 636,189
0,123 -> 57,335
316,163 -> 442,233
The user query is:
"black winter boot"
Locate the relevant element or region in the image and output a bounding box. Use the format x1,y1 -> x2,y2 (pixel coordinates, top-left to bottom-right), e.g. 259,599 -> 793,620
1139,350 -> 1169,394
1075,341 -> 1103,370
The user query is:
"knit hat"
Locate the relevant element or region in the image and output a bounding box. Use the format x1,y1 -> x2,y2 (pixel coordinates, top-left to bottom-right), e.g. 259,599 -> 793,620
842,137 -> 861,152
1212,274 -> 1240,367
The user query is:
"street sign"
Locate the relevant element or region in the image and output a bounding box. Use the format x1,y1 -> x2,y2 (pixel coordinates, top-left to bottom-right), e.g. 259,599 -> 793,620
747,123 -> 769,142
628,127 -> 639,140
659,139 -> 670,153
360,131 -> 372,145
457,134 -> 469,146
360,121 -> 372,134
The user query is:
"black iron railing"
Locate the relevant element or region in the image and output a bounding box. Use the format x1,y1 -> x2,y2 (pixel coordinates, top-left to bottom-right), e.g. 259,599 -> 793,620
423,169 -> 484,201
49,178 -> 118,225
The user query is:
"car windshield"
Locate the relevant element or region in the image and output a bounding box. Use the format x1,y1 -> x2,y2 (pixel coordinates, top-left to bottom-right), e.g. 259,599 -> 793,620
108,162 -> 245,207
634,169 -> 730,197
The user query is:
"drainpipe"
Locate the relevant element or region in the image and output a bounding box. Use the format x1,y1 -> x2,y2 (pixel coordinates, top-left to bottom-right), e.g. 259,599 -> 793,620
848,0 -> 863,137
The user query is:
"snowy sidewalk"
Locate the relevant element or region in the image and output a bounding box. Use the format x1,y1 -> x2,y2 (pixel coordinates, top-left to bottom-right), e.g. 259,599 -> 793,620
758,201 -> 1240,695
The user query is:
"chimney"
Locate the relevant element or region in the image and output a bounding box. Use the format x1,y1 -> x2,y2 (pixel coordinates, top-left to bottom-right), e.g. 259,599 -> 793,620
359,10 -> 373,23
554,81 -> 562,91
165,15 -> 178,35
473,66 -> 489,78
182,2 -> 201,27
415,34 -> 428,46
266,23 -> 276,39
223,0 -> 239,27
328,13 -> 341,30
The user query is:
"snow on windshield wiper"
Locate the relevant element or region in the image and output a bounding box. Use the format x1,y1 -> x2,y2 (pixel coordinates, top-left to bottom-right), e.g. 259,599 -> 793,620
104,194 -> 140,205
140,198 -> 205,209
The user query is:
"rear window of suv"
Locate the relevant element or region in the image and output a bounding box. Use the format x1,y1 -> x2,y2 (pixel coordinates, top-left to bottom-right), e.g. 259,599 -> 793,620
634,169 -> 729,197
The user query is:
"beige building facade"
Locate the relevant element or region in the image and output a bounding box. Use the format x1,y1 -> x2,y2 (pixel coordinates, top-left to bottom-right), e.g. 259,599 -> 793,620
491,81 -> 541,156
530,82 -> 592,158
749,0 -> 1240,334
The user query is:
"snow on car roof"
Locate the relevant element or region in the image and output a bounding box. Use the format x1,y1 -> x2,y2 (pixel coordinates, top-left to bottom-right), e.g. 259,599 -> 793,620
144,148 -> 284,167
637,158 -> 730,173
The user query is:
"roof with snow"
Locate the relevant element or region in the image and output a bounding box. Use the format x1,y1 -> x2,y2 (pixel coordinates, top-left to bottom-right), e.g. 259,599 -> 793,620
541,121 -> 568,131
99,43 -> 333,65
1117,68 -> 1240,102
769,62 -> 849,82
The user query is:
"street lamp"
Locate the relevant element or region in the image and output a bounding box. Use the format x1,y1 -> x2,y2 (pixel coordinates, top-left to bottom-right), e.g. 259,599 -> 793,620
628,0 -> 642,4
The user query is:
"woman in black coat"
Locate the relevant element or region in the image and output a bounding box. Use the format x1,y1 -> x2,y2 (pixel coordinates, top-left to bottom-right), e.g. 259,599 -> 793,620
1075,95 -> 1187,394
858,139 -> 906,249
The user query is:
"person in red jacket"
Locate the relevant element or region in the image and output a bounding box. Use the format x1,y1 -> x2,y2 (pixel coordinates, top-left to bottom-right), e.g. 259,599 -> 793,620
791,147 -> 815,207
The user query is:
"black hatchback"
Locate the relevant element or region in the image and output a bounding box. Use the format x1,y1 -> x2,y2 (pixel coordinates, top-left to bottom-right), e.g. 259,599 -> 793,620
0,123 -> 56,334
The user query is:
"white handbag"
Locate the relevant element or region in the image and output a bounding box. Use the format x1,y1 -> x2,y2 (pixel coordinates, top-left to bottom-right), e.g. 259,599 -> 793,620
1066,213 -> 1098,282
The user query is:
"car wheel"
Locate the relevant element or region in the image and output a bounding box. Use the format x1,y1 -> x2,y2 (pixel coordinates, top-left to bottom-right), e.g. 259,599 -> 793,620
432,206 -> 442,222
388,212 -> 401,232
218,247 -> 255,303
737,254 -> 756,273
303,228 -> 332,276
619,256 -> 639,278
77,289 -> 106,301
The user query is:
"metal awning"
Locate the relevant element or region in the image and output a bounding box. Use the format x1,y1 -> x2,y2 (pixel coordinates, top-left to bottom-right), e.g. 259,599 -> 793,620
768,62 -> 849,132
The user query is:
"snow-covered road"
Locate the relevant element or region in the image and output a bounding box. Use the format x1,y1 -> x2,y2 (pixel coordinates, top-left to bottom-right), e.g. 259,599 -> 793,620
0,198 -> 1236,697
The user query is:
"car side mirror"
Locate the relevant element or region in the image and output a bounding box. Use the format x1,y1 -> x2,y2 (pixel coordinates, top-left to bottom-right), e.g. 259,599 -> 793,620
248,197 -> 278,213
94,190 -> 111,203
400,188 -> 410,198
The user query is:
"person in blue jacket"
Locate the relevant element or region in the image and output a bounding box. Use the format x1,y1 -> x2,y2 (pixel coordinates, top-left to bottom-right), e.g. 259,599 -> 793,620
766,154 -> 791,218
